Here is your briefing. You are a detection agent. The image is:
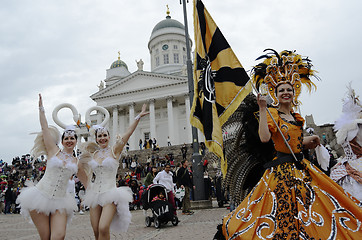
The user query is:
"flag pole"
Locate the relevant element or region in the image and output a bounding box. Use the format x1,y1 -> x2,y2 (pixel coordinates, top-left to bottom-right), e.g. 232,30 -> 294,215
251,83 -> 299,162
180,0 -> 205,201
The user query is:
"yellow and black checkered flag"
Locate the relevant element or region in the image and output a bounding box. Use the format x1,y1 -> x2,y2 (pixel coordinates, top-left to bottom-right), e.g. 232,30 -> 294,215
190,0 -> 252,176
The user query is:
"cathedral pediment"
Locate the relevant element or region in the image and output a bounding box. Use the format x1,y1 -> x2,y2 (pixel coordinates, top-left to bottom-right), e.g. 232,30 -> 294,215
91,71 -> 187,101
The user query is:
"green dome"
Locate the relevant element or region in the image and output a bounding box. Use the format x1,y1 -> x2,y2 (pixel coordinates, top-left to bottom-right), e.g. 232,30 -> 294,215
151,16 -> 184,34
110,59 -> 128,70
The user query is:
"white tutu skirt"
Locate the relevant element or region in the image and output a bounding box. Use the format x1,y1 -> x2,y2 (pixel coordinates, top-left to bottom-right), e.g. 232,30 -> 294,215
83,186 -> 132,232
16,185 -> 77,224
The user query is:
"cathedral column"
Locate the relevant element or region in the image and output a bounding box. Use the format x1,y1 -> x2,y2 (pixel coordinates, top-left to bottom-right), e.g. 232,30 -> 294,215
118,109 -> 126,137
112,106 -> 118,144
128,103 -> 136,150
167,96 -> 175,145
97,111 -> 102,124
184,94 -> 192,143
149,99 -> 157,140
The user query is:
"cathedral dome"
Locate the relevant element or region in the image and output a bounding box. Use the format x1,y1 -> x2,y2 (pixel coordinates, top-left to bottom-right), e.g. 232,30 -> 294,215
148,7 -> 191,74
105,52 -> 131,83
151,16 -> 184,34
110,59 -> 128,70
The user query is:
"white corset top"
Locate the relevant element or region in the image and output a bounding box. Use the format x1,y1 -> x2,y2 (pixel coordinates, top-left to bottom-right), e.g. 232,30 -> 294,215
88,156 -> 119,193
36,152 -> 78,199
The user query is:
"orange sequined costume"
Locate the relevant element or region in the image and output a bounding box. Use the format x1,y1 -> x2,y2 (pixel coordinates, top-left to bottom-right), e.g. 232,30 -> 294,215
222,108 -> 362,239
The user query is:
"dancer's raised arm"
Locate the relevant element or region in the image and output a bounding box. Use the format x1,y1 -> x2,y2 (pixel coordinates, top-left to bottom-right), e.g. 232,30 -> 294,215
257,94 -> 271,143
38,94 -> 58,157
113,103 -> 149,157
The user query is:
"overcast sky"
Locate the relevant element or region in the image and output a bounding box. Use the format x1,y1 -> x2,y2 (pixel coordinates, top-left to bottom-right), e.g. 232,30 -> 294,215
0,0 -> 361,163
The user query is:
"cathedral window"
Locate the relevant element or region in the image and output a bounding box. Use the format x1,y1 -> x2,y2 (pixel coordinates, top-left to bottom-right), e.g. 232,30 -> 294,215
183,55 -> 186,64
174,45 -> 178,50
163,54 -> 169,64
155,56 -> 160,66
174,53 -> 179,63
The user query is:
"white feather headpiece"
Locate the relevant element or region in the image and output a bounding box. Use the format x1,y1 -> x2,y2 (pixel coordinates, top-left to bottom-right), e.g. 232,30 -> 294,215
334,83 -> 362,144
63,125 -> 78,138
89,124 -> 108,138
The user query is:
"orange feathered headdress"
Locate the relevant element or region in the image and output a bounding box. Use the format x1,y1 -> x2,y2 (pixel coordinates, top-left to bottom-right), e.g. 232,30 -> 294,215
252,49 -> 318,107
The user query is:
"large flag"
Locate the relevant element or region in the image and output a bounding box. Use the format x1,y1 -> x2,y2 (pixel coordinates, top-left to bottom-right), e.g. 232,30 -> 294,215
190,0 -> 252,176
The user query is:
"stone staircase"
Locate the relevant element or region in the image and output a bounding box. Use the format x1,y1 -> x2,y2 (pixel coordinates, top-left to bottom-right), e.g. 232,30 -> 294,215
119,143 -> 219,179
118,143 -> 192,175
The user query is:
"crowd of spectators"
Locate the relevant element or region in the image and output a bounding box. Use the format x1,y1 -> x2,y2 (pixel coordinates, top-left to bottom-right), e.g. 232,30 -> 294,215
1,142 -> 217,215
0,155 -> 47,214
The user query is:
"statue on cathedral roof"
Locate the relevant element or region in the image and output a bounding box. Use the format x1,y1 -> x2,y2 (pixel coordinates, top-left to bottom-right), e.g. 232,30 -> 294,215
98,80 -> 104,90
136,59 -> 144,71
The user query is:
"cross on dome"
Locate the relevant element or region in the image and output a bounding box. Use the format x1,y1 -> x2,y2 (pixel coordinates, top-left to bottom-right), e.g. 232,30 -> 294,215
166,5 -> 170,17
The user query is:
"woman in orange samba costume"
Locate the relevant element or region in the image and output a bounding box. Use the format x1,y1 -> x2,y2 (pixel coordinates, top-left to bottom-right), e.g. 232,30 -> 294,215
222,49 -> 362,240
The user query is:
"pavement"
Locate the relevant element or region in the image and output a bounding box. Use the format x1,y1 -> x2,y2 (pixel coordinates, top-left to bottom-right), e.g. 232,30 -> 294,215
0,201 -> 229,240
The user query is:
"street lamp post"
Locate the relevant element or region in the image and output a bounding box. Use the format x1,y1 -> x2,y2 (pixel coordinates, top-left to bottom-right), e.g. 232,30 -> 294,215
180,0 -> 205,201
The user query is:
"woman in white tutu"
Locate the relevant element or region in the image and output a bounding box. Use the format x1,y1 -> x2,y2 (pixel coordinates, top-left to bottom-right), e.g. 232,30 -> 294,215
16,94 -> 78,240
78,103 -> 148,240
330,84 -> 362,201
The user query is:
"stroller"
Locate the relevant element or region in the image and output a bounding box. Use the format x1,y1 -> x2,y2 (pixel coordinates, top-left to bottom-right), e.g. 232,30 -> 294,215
141,184 -> 178,228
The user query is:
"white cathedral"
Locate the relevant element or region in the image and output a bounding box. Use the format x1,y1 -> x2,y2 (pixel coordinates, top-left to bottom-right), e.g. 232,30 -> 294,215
88,10 -> 201,151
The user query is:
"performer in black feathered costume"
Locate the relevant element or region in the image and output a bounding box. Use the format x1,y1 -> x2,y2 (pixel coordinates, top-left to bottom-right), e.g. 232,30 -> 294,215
222,93 -> 275,207
214,93 -> 275,240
